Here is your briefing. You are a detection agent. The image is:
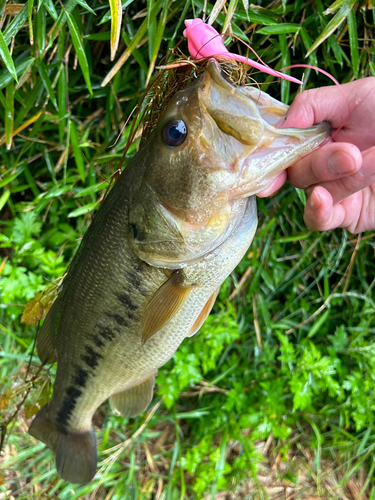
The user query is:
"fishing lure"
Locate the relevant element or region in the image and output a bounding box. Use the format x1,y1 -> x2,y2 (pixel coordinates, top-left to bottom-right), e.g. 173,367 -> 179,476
183,18 -> 303,84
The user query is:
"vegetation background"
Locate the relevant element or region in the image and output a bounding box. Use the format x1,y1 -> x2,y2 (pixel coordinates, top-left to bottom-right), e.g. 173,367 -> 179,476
0,0 -> 375,498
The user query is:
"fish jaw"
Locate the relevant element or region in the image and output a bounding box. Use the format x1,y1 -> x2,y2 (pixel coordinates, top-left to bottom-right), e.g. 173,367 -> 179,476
230,120 -> 331,199
199,61 -> 332,199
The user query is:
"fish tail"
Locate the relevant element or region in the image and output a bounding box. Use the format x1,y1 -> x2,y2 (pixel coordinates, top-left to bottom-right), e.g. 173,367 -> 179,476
29,404 -> 97,484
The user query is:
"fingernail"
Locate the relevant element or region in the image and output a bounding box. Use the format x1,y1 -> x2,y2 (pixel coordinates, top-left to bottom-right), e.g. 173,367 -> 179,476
328,151 -> 356,175
359,148 -> 375,178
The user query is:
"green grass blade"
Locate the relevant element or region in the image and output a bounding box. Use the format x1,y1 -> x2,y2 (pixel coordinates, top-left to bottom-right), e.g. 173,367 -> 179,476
36,58 -> 58,110
147,0 -> 157,62
58,63 -> 68,142
347,9 -> 359,78
28,0 -> 34,45
5,80 -> 14,149
306,0 -> 356,57
109,0 -> 122,60
66,10 -> 93,97
324,0 -> 349,14
257,23 -> 301,35
3,2 -> 29,44
0,31 -> 18,82
109,0 -> 122,61
222,0 -> 239,33
75,0 -> 96,15
279,34 -> 290,104
0,188 -> 10,211
69,121 -> 86,182
36,4 -> 46,56
43,0 -> 58,20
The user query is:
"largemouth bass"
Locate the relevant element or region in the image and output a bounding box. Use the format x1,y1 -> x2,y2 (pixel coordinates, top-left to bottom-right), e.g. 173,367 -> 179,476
29,61 -> 330,483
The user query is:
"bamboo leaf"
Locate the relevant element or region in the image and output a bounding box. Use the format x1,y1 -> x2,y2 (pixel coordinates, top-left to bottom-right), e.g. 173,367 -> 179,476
102,0 -> 167,86
208,0 -> 227,25
58,64 -> 68,142
5,81 -> 14,149
66,10 -> 92,97
69,121 -> 86,182
0,189 -> 10,211
222,0 -> 239,34
68,201 -> 99,217
347,9 -> 359,78
28,0 -> 34,45
257,23 -> 301,35
324,0 -> 349,14
0,169 -> 23,189
306,0 -> 356,57
43,0 -> 58,20
3,2 -> 29,44
98,0 -> 133,26
147,0 -> 157,62
300,27 -> 318,68
279,34 -> 290,104
0,57 -> 34,90
36,59 -> 58,109
109,0 -> 122,60
147,0 -> 168,84
0,31 -> 18,82
36,4 -> 46,56
75,0 -> 96,15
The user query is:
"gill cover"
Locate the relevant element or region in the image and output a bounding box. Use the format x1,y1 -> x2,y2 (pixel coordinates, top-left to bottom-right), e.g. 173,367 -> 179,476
128,61 -> 330,269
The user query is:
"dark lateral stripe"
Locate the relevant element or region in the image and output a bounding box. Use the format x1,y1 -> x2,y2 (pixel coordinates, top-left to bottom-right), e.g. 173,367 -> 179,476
74,367 -> 89,387
57,385 -> 82,425
110,314 -> 129,327
116,292 -> 138,311
92,334 -> 105,348
96,325 -> 115,341
81,345 -> 103,369
127,271 -> 141,288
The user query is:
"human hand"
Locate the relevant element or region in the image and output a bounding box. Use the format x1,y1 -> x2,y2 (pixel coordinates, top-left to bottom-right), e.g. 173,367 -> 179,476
258,77 -> 375,234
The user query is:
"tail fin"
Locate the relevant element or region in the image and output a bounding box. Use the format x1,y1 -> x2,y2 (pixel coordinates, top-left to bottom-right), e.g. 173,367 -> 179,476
29,404 -> 97,484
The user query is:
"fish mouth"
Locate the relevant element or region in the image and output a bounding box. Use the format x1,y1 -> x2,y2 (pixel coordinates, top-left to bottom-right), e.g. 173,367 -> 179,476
197,60 -> 331,197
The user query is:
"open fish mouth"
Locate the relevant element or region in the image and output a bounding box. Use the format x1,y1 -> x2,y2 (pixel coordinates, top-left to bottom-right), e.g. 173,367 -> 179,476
199,60 -> 331,199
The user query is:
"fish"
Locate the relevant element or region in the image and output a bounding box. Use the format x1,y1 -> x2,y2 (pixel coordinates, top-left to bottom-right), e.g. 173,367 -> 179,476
28,60 -> 330,484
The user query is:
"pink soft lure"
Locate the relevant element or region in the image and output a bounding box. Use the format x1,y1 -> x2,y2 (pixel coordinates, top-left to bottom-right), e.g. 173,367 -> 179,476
183,18 -> 303,85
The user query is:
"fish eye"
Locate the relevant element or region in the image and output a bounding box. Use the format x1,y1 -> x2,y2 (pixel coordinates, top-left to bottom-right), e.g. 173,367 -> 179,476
162,120 -> 187,147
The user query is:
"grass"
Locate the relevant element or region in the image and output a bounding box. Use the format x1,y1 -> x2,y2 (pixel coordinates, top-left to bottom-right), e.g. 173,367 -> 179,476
0,0 -> 375,498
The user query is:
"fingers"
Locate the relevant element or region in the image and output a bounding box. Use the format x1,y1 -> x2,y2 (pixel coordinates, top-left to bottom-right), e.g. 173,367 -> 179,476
303,187 -> 347,231
287,142 -> 362,189
257,171 -> 287,197
281,86 -> 351,129
308,145 -> 375,204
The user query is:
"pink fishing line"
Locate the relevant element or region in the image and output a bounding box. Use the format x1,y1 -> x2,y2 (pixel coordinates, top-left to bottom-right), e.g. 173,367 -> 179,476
183,20 -> 350,140
183,19 -> 303,85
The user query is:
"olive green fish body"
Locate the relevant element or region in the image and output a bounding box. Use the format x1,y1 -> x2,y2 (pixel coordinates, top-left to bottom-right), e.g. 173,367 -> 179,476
29,61 -> 330,484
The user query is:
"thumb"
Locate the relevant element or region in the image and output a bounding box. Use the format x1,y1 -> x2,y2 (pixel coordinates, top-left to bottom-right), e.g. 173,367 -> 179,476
282,86 -> 350,129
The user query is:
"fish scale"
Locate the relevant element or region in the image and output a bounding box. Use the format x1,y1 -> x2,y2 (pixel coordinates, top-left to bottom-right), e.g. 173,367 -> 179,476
29,61 -> 330,483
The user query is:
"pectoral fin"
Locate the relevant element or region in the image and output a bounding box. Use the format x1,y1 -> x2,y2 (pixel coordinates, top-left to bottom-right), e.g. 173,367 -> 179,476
110,372 -> 156,418
142,272 -> 192,344
187,287 -> 220,337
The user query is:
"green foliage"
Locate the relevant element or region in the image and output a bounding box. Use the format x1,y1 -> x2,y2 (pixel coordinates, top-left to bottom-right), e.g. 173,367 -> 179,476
0,0 -> 375,498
